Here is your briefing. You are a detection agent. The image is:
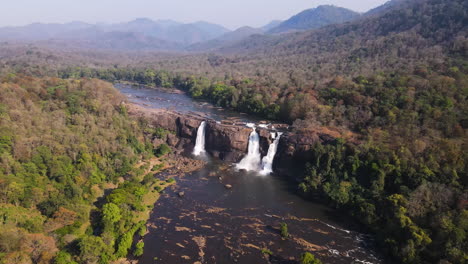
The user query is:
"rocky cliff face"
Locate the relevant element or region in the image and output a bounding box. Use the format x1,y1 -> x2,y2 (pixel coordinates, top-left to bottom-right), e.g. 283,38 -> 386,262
127,104 -> 337,175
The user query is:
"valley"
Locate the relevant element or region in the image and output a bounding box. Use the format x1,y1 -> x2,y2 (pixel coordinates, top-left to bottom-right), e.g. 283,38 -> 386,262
0,0 -> 466,263
121,84 -> 383,264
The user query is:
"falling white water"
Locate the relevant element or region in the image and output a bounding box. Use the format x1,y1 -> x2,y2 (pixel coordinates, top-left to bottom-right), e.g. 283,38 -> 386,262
193,121 -> 207,156
236,127 -> 262,171
260,132 -> 283,175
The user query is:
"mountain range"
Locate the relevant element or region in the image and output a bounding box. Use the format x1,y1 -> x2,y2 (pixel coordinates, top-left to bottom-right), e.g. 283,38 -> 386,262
0,4 -> 370,51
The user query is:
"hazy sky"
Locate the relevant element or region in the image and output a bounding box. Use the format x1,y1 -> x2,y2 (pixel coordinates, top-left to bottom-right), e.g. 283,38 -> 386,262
1,0 -> 389,29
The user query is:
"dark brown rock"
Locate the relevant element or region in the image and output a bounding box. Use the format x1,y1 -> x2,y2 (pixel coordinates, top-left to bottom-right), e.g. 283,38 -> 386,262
127,104 -> 340,170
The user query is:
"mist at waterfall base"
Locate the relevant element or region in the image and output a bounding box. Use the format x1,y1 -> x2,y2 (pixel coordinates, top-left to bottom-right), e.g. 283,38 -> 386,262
193,121 -> 207,156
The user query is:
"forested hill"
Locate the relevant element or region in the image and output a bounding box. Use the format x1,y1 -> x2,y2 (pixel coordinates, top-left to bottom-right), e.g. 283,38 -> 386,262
0,75 -> 164,263
219,0 -> 467,76
268,5 -> 360,34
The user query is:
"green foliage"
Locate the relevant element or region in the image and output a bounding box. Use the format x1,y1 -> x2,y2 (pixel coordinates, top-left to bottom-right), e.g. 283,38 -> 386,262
115,224 -> 141,258
54,251 -> 78,264
0,205 -> 45,233
280,222 -> 289,238
138,225 -> 147,237
154,185 -> 163,192
102,203 -> 122,225
133,241 -> 144,257
300,252 -> 322,264
151,163 -> 165,172
261,248 -> 273,255
153,127 -> 173,139
0,76 -> 156,263
298,137 -> 467,263
79,235 -> 112,264
154,144 -> 171,157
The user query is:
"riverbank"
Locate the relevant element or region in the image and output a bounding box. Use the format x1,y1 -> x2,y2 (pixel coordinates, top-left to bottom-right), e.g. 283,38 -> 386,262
138,161 -> 383,264
112,153 -> 206,264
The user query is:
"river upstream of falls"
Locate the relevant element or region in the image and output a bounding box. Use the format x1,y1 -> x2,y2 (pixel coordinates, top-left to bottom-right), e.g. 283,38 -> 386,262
117,84 -> 387,264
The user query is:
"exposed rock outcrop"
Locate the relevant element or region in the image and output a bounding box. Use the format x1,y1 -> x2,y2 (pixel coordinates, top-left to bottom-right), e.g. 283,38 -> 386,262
127,103 -> 339,175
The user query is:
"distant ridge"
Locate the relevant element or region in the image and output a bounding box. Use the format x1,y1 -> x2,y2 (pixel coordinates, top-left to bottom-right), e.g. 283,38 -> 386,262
269,5 -> 360,34
0,18 -> 231,48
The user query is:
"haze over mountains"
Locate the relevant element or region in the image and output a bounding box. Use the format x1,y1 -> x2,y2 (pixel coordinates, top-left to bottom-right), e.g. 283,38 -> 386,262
0,4 -> 370,52
268,5 -> 360,34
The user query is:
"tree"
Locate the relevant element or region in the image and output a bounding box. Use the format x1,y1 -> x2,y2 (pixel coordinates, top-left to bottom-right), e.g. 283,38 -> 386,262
102,203 -> 121,225
54,251 -> 78,264
79,236 -> 111,264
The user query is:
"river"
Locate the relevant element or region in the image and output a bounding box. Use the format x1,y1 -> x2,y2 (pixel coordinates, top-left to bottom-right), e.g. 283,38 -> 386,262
117,83 -> 386,264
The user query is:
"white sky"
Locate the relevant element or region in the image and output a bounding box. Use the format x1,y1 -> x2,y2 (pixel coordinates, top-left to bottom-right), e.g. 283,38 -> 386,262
1,0 -> 389,29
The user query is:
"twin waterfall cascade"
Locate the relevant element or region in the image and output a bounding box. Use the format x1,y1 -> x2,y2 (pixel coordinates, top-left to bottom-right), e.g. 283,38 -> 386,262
193,121 -> 281,174
236,125 -> 282,175
193,121 -> 207,156
236,127 -> 262,172
260,132 -> 283,175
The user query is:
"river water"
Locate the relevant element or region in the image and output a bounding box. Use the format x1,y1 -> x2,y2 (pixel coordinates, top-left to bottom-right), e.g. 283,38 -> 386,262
117,84 -> 386,264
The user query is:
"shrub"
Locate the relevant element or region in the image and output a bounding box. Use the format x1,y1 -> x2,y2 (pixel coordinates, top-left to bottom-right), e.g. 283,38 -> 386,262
280,222 -> 289,238
261,248 -> 272,255
166,178 -> 176,183
133,241 -> 144,257
138,225 -> 147,237
300,252 -> 322,264
153,144 -> 171,157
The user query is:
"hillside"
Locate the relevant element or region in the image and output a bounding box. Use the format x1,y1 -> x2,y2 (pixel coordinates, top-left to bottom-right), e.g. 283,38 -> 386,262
212,0 -> 467,82
188,26 -> 264,51
268,5 -> 360,34
261,20 -> 283,31
0,74 -> 186,263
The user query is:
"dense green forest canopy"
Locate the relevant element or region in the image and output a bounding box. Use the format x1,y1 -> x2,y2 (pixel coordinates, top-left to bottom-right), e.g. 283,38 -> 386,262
0,75 -> 167,263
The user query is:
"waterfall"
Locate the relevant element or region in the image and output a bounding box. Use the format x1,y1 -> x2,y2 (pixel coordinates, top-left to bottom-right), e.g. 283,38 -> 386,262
236,127 -> 262,172
193,121 -> 207,156
260,132 -> 283,175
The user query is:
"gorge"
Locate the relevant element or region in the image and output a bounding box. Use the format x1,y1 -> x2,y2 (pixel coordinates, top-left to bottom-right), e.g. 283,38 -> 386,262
120,84 -> 384,263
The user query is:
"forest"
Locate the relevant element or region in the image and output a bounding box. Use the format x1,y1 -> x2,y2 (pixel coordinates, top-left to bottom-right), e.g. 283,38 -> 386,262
0,75 -> 175,263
